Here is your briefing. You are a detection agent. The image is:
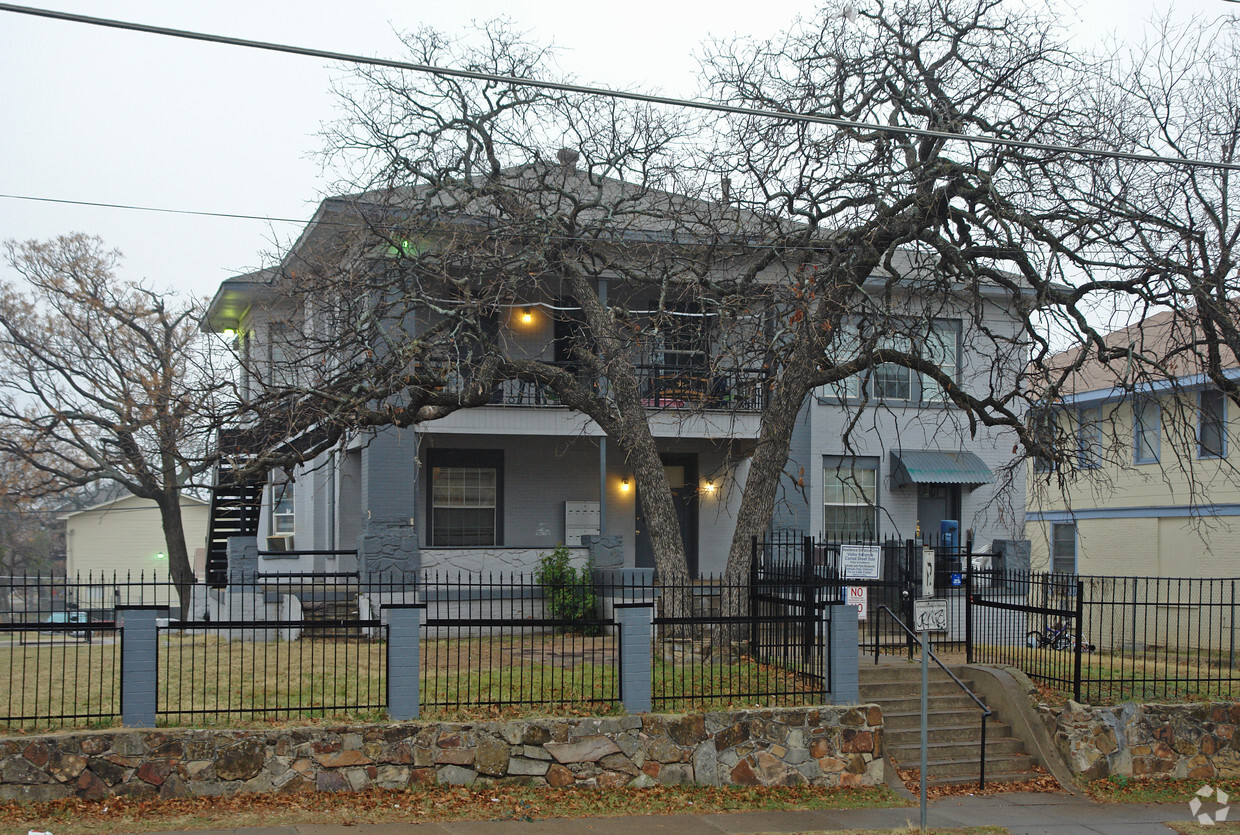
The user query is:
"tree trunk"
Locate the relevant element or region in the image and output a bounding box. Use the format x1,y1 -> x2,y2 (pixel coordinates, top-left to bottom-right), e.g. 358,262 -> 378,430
156,491 -> 195,614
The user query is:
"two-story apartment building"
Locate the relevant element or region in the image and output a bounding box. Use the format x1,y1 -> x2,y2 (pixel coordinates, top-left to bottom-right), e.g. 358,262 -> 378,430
1026,310 -> 1240,576
205,170 -> 1032,579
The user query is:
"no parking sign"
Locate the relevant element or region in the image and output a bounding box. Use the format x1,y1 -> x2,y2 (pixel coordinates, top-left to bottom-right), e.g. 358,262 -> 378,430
846,585 -> 868,620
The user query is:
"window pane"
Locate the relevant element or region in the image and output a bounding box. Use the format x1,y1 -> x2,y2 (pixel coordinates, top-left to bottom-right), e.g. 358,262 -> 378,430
1077,407 -> 1101,468
921,324 -> 959,402
1199,390 -> 1226,458
431,465 -> 498,545
823,461 -> 878,540
1134,400 -> 1159,463
1051,523 -> 1076,574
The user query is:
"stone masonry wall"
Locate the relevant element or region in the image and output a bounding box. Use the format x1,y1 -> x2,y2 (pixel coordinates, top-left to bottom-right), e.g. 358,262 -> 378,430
0,706 -> 882,803
1041,700 -> 1240,781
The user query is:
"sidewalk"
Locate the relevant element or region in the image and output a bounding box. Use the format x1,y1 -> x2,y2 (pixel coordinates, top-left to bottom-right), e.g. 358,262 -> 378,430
119,792 -> 1198,835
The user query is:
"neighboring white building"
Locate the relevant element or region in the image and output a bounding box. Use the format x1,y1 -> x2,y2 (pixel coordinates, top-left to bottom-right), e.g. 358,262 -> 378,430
62,494 -> 209,606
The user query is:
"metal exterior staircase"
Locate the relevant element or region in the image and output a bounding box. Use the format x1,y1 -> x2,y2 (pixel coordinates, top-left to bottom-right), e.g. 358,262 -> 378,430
204,432 -> 264,587
860,663 -> 1042,787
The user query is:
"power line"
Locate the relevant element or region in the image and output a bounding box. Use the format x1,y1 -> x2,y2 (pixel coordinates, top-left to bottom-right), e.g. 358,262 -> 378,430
0,193 -> 310,224
2,3 -> 1239,174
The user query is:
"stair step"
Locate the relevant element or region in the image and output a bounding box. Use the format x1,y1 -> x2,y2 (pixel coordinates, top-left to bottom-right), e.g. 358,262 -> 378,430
924,770 -> 1047,788
860,693 -> 982,713
885,722 -> 1012,743
859,666 -> 972,684
903,754 -> 1037,780
882,708 -> 1005,729
886,737 -> 1027,761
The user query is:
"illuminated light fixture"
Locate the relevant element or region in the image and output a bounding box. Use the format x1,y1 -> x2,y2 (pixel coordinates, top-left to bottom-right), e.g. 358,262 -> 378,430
521,308 -> 534,324
155,552 -> 166,560
620,478 -> 631,492
221,328 -> 237,339
703,480 -> 716,494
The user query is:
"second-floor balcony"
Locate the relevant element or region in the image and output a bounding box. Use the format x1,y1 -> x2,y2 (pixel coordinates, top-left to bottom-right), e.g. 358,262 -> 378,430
484,363 -> 767,412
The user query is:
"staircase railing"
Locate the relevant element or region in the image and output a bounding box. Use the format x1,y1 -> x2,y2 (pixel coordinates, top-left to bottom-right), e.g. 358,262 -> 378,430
875,604 -> 993,789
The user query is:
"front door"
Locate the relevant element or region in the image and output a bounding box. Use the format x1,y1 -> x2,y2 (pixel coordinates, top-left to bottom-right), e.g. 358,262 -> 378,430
634,454 -> 699,577
916,484 -> 961,543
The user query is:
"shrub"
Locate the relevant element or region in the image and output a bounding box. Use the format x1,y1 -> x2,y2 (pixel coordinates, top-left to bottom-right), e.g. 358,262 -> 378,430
535,544 -> 600,635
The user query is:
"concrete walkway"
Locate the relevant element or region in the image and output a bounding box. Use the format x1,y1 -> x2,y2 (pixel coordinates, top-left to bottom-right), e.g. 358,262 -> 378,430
119,792 -> 1200,835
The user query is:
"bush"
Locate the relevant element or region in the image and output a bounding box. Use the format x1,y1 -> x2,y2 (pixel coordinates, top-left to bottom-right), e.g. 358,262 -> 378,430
535,545 -> 599,635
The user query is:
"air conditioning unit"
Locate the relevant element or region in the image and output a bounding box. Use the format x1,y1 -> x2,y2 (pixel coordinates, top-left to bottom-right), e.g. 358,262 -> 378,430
266,534 -> 295,552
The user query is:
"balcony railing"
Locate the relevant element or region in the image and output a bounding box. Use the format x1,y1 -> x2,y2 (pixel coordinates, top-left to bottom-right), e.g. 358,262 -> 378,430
484,363 -> 766,412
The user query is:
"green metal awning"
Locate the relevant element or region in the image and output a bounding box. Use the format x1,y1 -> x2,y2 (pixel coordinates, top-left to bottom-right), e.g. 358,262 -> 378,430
889,450 -> 995,489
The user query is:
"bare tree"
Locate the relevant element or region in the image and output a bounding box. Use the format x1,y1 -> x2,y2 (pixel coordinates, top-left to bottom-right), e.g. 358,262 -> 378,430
248,1 -> 1152,590
0,234 -> 225,606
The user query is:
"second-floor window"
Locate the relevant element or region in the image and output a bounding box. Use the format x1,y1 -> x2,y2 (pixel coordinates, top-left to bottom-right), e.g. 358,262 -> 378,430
1051,522 -> 1077,574
1199,389 -> 1227,459
1134,399 -> 1160,464
1077,406 -> 1102,468
827,319 -> 960,404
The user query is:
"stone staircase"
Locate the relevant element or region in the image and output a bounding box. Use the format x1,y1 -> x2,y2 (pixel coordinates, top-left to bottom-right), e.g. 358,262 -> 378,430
860,662 -> 1043,787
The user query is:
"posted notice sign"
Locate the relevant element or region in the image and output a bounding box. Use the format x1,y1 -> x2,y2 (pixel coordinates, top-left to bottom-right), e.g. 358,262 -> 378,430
840,545 -> 881,580
846,586 -> 868,620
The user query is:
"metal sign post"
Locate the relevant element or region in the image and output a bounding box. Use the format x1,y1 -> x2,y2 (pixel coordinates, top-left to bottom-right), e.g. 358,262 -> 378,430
919,546 -> 934,830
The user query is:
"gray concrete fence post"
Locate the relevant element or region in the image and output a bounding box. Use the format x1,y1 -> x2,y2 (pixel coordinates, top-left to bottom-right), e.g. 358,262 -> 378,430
616,602 -> 654,714
118,605 -> 167,727
826,603 -> 860,703
383,604 -> 424,720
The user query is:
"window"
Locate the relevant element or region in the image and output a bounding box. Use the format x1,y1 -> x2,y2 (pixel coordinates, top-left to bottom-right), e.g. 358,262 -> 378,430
1199,389 -> 1227,459
1029,407 -> 1057,473
1077,406 -> 1102,468
822,456 -> 879,540
1134,399 -> 1160,464
428,450 -> 503,546
271,478 -> 295,535
920,322 -> 960,402
826,319 -> 959,403
1050,523 -> 1077,574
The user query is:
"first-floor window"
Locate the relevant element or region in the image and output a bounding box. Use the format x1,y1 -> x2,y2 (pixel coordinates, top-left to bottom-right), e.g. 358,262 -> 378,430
1050,522 -> 1076,574
271,477 -> 295,535
822,456 -> 878,540
428,450 -> 503,546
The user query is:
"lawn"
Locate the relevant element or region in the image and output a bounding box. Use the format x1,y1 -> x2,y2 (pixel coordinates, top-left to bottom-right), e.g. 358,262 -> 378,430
0,632 -> 828,733
0,784 -> 913,835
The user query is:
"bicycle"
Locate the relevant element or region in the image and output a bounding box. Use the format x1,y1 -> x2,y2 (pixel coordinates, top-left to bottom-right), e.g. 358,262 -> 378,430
1025,620 -> 1094,651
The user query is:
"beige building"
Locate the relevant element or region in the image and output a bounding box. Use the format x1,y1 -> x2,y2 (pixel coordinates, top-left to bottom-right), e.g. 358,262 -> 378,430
1027,310 -> 1240,578
62,494 -> 210,608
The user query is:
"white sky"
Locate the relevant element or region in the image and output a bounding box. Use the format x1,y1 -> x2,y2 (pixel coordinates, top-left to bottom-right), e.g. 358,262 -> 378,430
0,0 -> 1230,301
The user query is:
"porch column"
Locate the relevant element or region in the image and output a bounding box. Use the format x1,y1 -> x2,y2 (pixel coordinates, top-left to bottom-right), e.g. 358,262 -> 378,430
358,427 -> 420,577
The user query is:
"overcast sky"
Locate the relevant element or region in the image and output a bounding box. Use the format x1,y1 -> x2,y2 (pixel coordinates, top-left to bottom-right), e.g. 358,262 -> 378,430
0,0 -> 1229,301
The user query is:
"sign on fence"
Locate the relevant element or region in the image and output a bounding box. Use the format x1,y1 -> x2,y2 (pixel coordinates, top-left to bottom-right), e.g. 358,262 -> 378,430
840,545 -> 881,580
846,586 -> 868,620
912,598 -> 948,632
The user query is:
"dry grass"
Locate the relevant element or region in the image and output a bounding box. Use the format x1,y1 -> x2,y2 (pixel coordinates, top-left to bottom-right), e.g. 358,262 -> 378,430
0,633 -> 828,733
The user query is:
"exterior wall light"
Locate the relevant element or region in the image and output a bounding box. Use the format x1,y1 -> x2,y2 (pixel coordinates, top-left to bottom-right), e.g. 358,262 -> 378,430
620,477 -> 631,492
703,480 -> 716,494
521,308 -> 534,324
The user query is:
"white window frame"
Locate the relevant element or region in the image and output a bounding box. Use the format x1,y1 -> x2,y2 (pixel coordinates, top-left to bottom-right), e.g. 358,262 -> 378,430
271,478 -> 295,536
1198,389 -> 1227,459
1133,399 -> 1160,464
428,450 -> 503,547
1077,406 -> 1102,469
1050,522 -> 1077,575
822,456 -> 879,541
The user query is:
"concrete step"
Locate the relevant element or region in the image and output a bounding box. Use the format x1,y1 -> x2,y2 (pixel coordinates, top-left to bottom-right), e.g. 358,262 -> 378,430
859,665 -> 973,686
902,753 -> 1038,781
924,768 -> 1048,788
886,737 -> 1027,762
882,709 -> 1006,732
864,693 -> 982,714
859,680 -> 975,700
884,721 -> 1012,743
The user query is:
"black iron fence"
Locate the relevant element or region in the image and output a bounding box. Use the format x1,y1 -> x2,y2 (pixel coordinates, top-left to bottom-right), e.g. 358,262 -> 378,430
968,570 -> 1240,704
1,568 -> 843,731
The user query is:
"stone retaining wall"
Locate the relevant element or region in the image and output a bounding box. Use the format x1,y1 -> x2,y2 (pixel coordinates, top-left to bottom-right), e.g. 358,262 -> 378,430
0,705 -> 882,803
1041,700 -> 1240,780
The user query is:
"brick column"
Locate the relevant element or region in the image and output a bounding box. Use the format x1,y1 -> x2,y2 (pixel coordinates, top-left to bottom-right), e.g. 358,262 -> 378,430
826,604 -> 860,703
384,604 -> 425,720
616,602 -> 653,714
118,605 -> 168,727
